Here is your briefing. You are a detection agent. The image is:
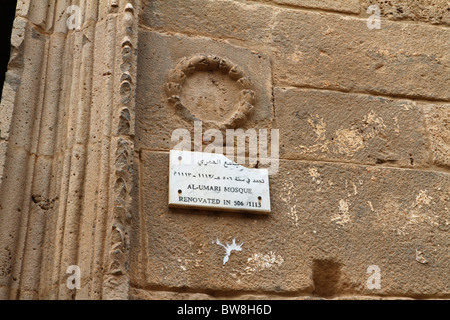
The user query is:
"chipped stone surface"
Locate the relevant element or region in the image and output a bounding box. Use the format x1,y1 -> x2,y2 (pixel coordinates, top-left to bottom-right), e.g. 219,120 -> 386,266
362,0 -> 450,25
142,0 -> 276,44
271,9 -> 450,101
277,88 -> 430,167
423,105 -> 450,169
133,151 -> 450,296
0,142 -> 7,183
129,288 -> 418,300
243,252 -> 284,274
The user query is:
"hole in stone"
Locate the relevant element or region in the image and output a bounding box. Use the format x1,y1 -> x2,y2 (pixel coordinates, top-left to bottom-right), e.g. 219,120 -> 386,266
312,259 -> 344,297
258,196 -> 262,202
178,190 -> 182,195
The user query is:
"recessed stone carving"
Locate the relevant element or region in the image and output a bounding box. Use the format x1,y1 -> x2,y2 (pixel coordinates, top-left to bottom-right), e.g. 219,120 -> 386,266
165,54 -> 256,130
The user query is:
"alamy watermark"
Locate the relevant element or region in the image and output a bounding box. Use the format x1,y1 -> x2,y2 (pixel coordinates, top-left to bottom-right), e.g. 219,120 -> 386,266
66,265 -> 81,290
171,121 -> 280,175
366,5 -> 381,30
366,265 -> 381,290
66,5 -> 82,31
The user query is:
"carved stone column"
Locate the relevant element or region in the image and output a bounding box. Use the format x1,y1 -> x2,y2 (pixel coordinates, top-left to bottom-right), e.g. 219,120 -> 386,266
0,0 -> 139,300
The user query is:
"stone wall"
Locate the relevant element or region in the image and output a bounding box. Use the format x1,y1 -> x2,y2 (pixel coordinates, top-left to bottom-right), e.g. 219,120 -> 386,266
0,0 -> 448,300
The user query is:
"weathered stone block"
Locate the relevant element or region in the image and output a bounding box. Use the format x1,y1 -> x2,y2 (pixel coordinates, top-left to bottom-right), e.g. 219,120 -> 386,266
135,151 -> 450,296
423,105 -> 450,168
142,0 -> 276,45
271,9 -> 450,100
136,30 -> 274,151
135,151 -> 312,293
362,0 -> 450,26
276,87 -> 430,167
142,0 -> 450,101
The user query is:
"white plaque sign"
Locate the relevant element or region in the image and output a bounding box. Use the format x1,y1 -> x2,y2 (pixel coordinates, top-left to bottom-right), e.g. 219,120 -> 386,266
169,150 -> 271,214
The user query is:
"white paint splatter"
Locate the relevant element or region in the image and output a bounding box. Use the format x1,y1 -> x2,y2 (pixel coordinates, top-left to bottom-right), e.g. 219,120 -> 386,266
216,238 -> 243,265
415,249 -> 428,264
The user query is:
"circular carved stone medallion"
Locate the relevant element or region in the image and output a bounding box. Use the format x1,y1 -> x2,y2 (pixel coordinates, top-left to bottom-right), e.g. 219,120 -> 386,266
165,54 -> 256,130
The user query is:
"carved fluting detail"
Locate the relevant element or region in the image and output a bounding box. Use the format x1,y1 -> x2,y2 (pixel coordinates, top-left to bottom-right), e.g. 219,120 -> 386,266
165,54 -> 256,130
109,137 -> 132,277
108,0 -> 119,13
0,0 -> 140,300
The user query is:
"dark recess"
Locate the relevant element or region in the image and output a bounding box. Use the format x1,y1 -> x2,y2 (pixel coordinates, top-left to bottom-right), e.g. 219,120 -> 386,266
312,259 -> 346,297
0,0 -> 18,101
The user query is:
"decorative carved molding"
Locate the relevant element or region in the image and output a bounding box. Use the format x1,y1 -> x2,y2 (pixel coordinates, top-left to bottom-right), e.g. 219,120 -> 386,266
103,1 -> 137,300
165,54 -> 256,130
0,0 -> 139,300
